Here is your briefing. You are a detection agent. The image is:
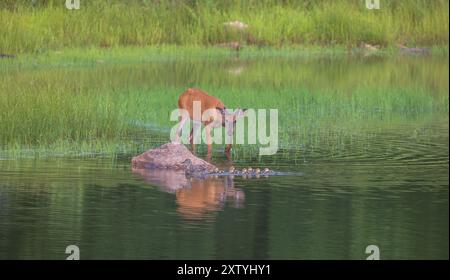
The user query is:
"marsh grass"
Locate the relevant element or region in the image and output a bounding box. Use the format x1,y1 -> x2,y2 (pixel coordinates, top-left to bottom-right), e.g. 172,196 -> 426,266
0,0 -> 448,54
0,48 -> 448,158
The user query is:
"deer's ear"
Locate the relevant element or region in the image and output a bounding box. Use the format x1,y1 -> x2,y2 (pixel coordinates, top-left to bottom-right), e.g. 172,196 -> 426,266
216,107 -> 226,115
235,108 -> 248,117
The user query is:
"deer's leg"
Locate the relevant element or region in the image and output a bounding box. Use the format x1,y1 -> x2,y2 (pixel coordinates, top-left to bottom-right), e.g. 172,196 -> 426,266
205,125 -> 213,157
189,121 -> 201,153
174,115 -> 188,144
189,128 -> 194,144
225,144 -> 232,159
189,127 -> 196,154
225,144 -> 232,153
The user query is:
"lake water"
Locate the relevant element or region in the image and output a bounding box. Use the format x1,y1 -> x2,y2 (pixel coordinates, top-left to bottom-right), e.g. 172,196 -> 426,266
0,52 -> 448,259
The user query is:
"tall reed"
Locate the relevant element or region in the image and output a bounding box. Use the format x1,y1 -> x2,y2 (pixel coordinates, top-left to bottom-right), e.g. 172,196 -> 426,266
0,0 -> 448,54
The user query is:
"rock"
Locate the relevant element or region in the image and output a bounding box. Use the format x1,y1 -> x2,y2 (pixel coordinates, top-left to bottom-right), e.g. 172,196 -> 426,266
216,41 -> 242,51
223,20 -> 248,30
360,43 -> 379,52
398,44 -> 430,55
0,53 -> 15,59
131,142 -> 216,172
228,66 -> 245,76
131,143 -> 297,179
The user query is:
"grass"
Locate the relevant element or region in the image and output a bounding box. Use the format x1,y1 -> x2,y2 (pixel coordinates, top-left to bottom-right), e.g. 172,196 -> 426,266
0,0 -> 448,54
0,47 -> 448,158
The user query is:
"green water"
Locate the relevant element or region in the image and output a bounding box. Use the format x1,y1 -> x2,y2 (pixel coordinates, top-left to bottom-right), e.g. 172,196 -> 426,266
0,52 -> 448,259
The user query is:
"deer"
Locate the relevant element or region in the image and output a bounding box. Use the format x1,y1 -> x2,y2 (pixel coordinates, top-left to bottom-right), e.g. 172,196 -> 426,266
176,176 -> 245,219
174,88 -> 247,157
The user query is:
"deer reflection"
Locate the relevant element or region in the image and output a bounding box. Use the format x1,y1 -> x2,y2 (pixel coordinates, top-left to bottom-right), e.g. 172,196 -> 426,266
132,168 -> 245,220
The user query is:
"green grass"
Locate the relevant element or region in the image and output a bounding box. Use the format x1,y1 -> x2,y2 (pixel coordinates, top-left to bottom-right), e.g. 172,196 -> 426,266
0,0 -> 448,54
0,47 -> 448,158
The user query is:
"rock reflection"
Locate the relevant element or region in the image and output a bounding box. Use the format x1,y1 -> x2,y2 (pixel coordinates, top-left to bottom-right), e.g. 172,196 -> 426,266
132,168 -> 245,220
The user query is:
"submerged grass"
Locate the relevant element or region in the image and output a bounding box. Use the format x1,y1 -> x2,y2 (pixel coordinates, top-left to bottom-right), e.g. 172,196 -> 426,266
0,48 -> 448,158
2,44 -> 448,68
0,0 -> 448,54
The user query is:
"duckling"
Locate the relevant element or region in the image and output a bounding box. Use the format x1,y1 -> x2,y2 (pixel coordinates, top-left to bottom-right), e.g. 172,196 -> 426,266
229,166 -> 235,173
213,167 -> 219,173
182,159 -> 193,175
255,168 -> 261,174
182,158 -> 192,167
263,168 -> 270,174
241,168 -> 247,174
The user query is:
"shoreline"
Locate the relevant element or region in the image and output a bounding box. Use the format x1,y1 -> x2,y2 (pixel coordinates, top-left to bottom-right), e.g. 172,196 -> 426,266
1,1 -> 448,54
0,45 -> 448,68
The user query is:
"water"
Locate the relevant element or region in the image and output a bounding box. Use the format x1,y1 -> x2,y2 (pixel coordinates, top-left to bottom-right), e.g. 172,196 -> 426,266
0,53 -> 448,259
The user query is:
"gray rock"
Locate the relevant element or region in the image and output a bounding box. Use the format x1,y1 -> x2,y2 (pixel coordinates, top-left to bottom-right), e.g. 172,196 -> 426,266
131,142 -> 216,172
131,143 -> 295,179
398,45 -> 430,55
0,53 -> 15,59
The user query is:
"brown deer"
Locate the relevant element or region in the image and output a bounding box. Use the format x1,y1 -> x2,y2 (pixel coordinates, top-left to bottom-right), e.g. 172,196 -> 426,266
176,176 -> 245,220
131,167 -> 245,220
174,88 -> 247,156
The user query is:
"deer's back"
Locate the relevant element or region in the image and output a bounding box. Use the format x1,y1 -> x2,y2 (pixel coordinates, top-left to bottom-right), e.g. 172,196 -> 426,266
178,88 -> 225,121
